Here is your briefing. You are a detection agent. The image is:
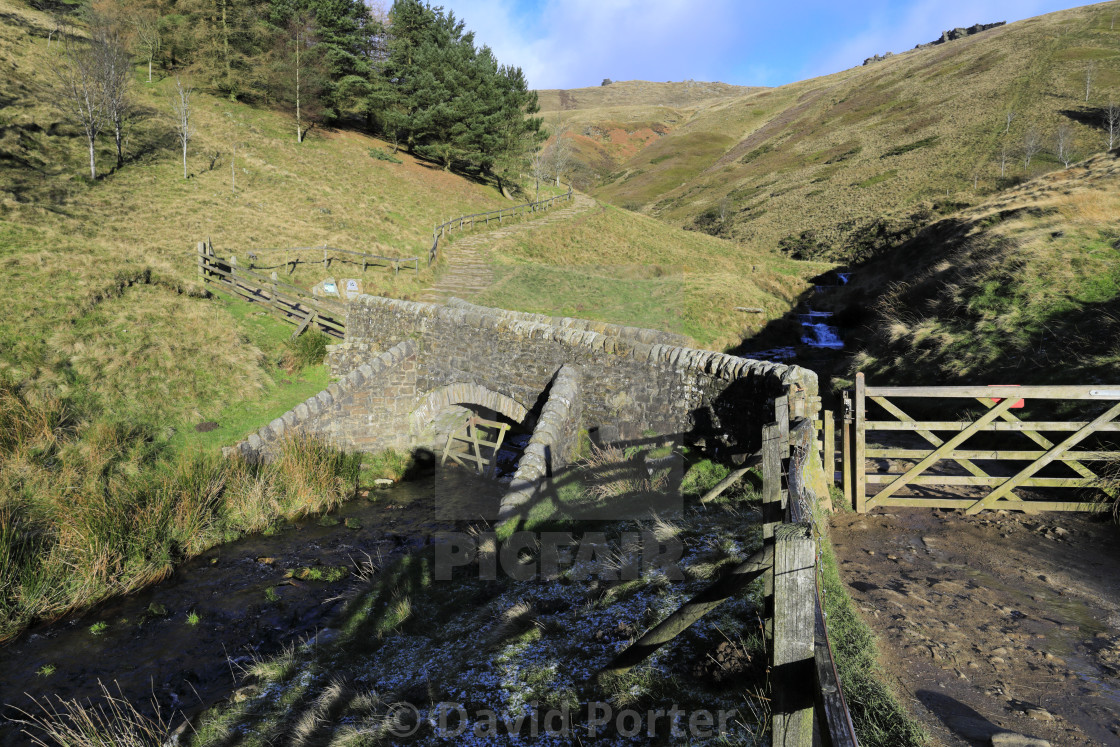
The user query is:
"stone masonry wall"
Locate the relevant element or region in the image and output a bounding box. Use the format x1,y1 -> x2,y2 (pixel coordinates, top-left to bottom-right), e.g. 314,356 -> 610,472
499,364 -> 583,521
339,295 -> 819,457
226,339 -> 419,461
445,298 -> 689,347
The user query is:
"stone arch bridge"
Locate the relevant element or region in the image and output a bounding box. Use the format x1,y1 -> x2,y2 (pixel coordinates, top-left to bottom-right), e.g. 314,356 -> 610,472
229,296 -> 823,515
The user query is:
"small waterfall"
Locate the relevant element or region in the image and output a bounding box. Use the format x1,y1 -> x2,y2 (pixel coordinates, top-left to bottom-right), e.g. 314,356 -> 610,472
798,308 -> 844,349
801,323 -> 844,348
837,272 -> 851,285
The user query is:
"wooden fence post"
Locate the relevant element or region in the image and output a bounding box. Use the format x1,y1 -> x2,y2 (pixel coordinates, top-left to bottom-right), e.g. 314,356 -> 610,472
322,248 -> 328,270
270,272 -> 279,312
824,410 -> 835,488
842,390 -> 853,510
771,521 -> 816,747
197,242 -> 206,281
229,255 -> 239,292
854,373 -> 867,513
762,421 -> 784,642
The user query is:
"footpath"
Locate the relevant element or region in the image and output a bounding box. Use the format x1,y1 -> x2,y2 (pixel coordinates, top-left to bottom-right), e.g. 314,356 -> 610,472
420,192 -> 597,303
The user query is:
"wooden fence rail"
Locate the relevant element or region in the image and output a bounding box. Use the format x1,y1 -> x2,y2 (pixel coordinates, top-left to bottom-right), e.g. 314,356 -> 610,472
840,373 -> 1120,513
428,185 -> 573,265
240,245 -> 421,276
196,241 -> 346,338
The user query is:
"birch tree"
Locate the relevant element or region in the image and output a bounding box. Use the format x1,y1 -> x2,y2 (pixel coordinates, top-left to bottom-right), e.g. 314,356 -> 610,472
1056,124 -> 1076,168
131,9 -> 160,82
171,77 -> 193,179
548,129 -> 573,187
1085,63 -> 1095,102
1104,98 -> 1120,150
1004,110 -> 1015,134
54,35 -> 107,179
93,18 -> 132,169
1022,127 -> 1042,169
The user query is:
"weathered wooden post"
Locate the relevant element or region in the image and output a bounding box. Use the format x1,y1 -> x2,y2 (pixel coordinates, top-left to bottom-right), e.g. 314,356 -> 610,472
322,248 -> 329,270
762,420 -> 783,642
823,410 -> 835,488
197,242 -> 207,281
854,372 -> 867,513
230,255 -> 239,292
270,272 -> 279,312
842,389 -> 853,510
771,521 -> 816,747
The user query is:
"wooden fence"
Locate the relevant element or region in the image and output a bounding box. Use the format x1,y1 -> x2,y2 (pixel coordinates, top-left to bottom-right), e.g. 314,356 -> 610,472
241,245 -> 421,276
599,393 -> 858,746
196,242 -> 347,339
832,373 -> 1120,513
429,186 -> 574,264
764,401 -> 859,746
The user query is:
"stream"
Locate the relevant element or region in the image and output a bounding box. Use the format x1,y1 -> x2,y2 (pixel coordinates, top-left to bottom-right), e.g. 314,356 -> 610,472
0,471 -> 503,745
741,270 -> 850,363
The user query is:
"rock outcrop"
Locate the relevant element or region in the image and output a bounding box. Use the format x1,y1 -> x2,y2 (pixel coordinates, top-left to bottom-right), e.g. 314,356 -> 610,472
864,21 -> 1005,65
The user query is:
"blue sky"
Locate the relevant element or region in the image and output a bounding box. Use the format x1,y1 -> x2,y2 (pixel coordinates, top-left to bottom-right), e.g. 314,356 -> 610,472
438,0 -> 1096,89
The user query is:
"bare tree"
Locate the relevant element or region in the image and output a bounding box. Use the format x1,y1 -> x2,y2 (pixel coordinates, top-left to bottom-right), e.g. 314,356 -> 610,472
131,9 -> 161,83
528,147 -> 548,202
718,195 -> 732,225
548,127 -> 573,187
47,11 -> 67,47
999,142 -> 1010,177
226,113 -> 241,193
271,14 -> 325,143
1105,98 -> 1120,150
1056,124 -> 1077,168
1022,127 -> 1043,169
93,17 -> 132,169
1085,63 -> 1095,103
54,35 -> 107,179
1004,110 -> 1016,134
171,77 -> 193,179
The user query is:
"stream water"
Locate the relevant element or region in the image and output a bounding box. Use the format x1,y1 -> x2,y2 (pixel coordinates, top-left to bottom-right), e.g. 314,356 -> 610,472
740,273 -> 849,362
0,471 -> 503,745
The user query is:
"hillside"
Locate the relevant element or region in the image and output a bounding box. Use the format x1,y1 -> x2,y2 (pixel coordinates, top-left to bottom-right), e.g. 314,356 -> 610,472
832,148 -> 1120,385
571,2 -> 1120,262
535,80 -> 763,189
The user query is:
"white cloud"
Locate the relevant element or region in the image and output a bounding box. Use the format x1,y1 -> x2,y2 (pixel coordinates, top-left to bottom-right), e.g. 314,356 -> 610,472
442,0 -> 1086,89
444,0 -> 744,88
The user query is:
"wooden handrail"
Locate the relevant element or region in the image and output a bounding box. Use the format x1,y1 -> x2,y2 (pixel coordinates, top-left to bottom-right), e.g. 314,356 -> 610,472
428,185 -> 573,265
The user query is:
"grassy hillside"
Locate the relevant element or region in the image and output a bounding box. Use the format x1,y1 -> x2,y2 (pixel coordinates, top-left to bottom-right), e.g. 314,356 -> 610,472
838,149 -> 1120,385
583,2 -> 1120,262
0,0 -> 508,637
536,80 -> 762,189
472,202 -> 829,349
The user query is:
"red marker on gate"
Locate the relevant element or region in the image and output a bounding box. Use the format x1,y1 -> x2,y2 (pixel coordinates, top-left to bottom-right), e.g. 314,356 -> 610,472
987,384 -> 1025,409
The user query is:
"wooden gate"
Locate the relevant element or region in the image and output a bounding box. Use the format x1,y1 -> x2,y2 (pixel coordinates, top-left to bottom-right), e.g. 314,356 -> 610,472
842,373 -> 1120,513
440,415 -> 511,477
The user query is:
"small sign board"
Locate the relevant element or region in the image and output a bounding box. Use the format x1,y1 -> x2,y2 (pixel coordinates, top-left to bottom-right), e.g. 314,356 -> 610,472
343,278 -> 361,299
311,278 -> 340,298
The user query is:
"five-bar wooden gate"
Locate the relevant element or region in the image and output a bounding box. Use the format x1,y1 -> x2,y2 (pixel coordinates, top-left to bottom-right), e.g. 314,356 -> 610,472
842,373 -> 1120,513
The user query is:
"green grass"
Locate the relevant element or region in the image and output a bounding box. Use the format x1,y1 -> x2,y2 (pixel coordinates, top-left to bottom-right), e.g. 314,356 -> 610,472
0,0 -> 514,642
471,203 -> 828,349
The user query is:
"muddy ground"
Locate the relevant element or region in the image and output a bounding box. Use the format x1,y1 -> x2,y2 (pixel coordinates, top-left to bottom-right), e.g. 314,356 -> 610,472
831,507 -> 1120,746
